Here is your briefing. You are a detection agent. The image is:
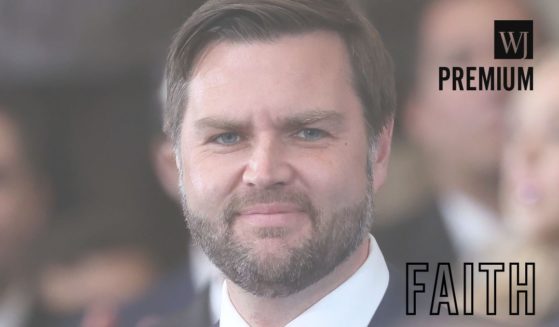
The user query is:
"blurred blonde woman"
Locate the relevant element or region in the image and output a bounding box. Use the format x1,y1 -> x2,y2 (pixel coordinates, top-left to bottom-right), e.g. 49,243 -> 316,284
489,47 -> 559,326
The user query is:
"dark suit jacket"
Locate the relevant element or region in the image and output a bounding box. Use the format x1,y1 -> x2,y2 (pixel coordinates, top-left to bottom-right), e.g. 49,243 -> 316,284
159,267 -> 443,327
375,200 -> 458,272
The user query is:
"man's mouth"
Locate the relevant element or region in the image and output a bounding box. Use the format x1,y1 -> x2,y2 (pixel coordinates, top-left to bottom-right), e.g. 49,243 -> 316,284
235,203 -> 308,228
239,203 -> 302,215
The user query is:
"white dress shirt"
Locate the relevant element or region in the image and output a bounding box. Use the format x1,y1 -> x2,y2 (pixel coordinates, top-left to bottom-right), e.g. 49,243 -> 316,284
220,234 -> 389,327
0,286 -> 31,327
439,192 -> 506,261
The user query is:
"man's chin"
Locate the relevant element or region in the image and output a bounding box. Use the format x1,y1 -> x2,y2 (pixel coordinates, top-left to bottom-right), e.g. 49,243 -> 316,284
233,227 -> 312,255
231,252 -> 315,298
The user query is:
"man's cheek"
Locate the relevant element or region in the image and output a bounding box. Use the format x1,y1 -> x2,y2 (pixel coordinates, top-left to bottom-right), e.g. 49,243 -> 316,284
306,170 -> 362,207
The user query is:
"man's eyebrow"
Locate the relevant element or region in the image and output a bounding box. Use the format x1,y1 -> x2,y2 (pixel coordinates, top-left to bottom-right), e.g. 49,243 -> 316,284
193,110 -> 344,131
194,117 -> 248,131
282,110 -> 345,129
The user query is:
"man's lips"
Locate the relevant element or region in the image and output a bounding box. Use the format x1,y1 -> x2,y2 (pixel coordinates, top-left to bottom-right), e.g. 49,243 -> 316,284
238,203 -> 303,215
235,203 -> 307,227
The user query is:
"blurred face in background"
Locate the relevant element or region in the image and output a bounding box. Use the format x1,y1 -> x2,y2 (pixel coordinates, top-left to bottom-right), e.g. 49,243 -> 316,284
177,32 -> 391,297
503,56 -> 559,240
0,111 -> 48,285
407,0 -> 531,183
38,247 -> 157,314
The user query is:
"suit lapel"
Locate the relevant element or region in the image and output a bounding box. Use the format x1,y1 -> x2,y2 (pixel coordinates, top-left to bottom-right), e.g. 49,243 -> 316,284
368,267 -> 405,326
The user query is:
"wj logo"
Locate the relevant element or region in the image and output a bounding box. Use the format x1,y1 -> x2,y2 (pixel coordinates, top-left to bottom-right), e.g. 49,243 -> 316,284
494,20 -> 533,59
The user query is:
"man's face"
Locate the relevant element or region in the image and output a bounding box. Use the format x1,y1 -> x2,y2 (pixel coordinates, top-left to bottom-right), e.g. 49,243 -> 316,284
178,31 -> 384,297
0,112 -> 47,280
408,0 -> 530,177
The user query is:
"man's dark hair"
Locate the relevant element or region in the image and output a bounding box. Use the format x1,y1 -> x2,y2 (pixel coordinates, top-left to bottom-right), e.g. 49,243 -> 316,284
164,0 -> 395,145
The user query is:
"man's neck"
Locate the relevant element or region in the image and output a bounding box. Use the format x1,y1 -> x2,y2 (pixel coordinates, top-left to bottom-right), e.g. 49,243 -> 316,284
227,237 -> 370,327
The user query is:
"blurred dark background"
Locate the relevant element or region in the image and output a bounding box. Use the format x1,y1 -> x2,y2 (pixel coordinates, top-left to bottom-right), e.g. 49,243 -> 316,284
0,1 -> 557,326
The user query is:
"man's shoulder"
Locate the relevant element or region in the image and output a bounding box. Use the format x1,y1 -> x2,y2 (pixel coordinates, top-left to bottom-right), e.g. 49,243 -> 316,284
367,265 -> 406,326
371,266 -> 506,327
369,267 -> 448,327
376,200 -> 443,237
375,200 -> 457,269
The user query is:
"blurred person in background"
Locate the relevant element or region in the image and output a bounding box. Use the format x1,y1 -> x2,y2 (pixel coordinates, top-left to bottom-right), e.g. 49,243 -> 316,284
0,91 -> 54,327
377,0 -> 543,268
1,1 -> 207,326
86,96 -> 224,327
502,48 -> 559,263
149,103 -> 222,327
489,48 -> 559,326
28,85 -> 196,327
33,207 -> 164,327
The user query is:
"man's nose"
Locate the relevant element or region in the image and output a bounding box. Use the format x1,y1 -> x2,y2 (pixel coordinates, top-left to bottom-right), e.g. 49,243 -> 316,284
242,137 -> 294,188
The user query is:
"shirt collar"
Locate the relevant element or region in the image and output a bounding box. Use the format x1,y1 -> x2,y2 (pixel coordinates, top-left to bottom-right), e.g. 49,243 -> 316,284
439,192 -> 505,260
220,234 -> 389,327
0,285 -> 31,327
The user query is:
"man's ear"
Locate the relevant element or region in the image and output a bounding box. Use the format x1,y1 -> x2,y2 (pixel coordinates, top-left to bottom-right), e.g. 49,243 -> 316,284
372,119 -> 394,192
151,137 -> 181,202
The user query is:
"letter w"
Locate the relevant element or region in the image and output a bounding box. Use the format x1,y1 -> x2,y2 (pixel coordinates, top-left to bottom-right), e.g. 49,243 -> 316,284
499,32 -> 528,59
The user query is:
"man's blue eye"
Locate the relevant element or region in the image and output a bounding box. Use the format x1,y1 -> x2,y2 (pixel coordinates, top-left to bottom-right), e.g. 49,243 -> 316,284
296,128 -> 325,141
214,132 -> 241,145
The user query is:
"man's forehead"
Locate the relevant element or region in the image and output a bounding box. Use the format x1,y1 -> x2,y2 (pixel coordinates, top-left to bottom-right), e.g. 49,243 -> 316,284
184,31 -> 358,126
188,30 -> 351,88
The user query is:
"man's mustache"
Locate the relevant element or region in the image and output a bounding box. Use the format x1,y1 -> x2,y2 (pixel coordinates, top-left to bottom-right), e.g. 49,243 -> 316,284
223,189 -> 318,226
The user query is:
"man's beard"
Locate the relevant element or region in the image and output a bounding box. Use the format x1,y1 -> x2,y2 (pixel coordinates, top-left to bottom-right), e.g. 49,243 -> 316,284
180,183 -> 374,298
